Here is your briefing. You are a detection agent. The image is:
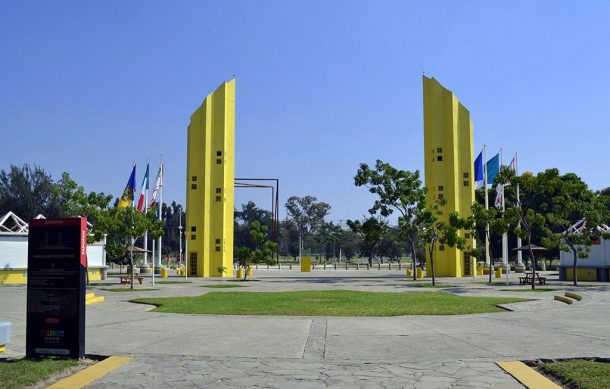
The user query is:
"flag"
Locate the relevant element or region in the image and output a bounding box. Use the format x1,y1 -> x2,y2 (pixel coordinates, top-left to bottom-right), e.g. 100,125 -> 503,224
486,153 -> 500,184
494,183 -> 504,208
149,163 -> 163,209
137,163 -> 150,212
508,157 -> 516,171
474,151 -> 484,189
118,165 -> 136,208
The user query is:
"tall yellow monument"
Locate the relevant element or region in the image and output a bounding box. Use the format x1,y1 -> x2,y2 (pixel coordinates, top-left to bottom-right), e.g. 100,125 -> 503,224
186,80 -> 235,277
423,76 -> 476,277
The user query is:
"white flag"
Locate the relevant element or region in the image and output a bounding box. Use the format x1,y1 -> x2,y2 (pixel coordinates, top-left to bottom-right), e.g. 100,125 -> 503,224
149,164 -> 163,208
494,184 -> 504,208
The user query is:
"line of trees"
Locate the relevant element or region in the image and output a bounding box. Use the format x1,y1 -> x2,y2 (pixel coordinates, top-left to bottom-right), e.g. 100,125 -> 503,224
3,163 -> 610,287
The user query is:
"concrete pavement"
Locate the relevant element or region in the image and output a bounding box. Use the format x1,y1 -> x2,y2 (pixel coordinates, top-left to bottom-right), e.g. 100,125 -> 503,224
2,270 -> 610,388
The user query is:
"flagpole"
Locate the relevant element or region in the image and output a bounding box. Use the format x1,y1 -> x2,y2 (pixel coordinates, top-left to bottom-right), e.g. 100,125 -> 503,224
515,152 -> 523,268
157,155 -> 164,272
500,149 -> 509,285
483,145 -> 490,270
144,158 -> 149,271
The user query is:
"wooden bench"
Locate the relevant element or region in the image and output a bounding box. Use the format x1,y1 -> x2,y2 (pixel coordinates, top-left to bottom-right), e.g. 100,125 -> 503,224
519,273 -> 546,285
120,275 -> 144,285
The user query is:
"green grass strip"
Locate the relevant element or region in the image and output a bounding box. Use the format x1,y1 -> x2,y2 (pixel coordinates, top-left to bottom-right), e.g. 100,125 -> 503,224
132,290 -> 526,316
0,357 -> 78,389
404,283 -> 455,288
539,360 -> 610,389
201,284 -> 246,288
154,281 -> 191,284
499,288 -> 556,292
103,288 -> 158,292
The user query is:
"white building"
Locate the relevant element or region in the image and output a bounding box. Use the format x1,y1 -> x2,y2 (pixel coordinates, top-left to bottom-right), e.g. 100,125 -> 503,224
558,220 -> 610,282
0,212 -> 106,284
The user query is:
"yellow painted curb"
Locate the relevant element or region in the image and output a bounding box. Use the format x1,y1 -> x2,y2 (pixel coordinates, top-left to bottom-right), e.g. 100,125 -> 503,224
85,292 -> 95,300
554,295 -> 573,304
497,361 -> 562,389
86,296 -> 105,305
0,345 -> 5,353
47,356 -> 132,389
565,291 -> 582,301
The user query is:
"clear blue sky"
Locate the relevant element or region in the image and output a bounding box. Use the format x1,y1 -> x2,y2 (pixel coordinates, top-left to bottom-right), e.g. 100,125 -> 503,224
1,1 -> 609,222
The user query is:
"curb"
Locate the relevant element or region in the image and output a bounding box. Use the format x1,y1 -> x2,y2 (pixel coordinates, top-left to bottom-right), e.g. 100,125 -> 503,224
496,361 -> 562,389
47,355 -> 132,389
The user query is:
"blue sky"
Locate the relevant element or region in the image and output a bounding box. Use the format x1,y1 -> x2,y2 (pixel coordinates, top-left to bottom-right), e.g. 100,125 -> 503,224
1,1 -> 609,222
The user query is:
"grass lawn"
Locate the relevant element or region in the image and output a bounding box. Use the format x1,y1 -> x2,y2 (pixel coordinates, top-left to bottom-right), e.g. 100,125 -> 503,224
132,290 -> 526,316
539,360 -> 610,389
499,288 -> 557,292
0,357 -> 79,389
154,281 -> 191,284
201,283 -> 246,288
404,283 -> 455,288
103,288 -> 158,292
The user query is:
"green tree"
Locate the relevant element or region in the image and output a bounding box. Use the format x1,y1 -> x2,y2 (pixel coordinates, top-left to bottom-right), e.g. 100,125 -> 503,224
420,199 -> 469,286
52,172 -> 113,242
347,216 -> 388,266
496,168 -> 610,288
235,221 -> 278,280
315,222 -> 343,261
234,201 -> 273,252
339,229 -> 361,261
354,160 -> 426,279
285,195 -> 330,256
97,206 -> 164,288
0,164 -> 62,219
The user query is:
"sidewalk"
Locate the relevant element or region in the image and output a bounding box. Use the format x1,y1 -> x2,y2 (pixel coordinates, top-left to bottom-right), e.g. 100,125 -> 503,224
2,271 -> 609,388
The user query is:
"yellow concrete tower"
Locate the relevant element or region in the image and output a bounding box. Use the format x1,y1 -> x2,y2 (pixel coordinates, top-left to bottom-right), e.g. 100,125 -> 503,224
186,80 -> 235,277
423,76 -> 476,277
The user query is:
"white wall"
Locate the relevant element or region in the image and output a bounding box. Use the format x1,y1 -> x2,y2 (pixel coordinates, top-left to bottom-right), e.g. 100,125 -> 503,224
560,239 -> 607,267
0,235 -> 28,269
0,235 -> 105,269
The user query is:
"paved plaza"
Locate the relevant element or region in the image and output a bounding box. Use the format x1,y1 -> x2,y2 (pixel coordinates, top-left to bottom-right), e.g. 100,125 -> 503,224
2,270 -> 610,388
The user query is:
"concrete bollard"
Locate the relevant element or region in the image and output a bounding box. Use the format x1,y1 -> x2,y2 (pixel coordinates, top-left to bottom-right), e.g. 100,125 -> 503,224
346,263 -> 348,270
389,263 -> 392,270
267,264 -> 270,270
323,263 -> 326,270
378,263 -> 381,270
399,263 -> 402,270
278,263 -> 281,270
366,263 -> 370,270
334,263 -> 337,270
289,263 -> 292,270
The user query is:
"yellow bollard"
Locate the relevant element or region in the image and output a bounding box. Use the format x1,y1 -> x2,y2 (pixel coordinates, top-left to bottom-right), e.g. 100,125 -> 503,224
247,266 -> 253,277
237,268 -> 244,279
406,268 -> 413,277
301,256 -> 311,272
495,267 -> 502,278
160,267 -> 168,278
416,268 -> 423,279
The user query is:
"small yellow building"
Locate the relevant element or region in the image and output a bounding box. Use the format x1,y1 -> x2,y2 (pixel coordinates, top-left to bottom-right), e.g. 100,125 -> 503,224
422,76 -> 476,277
186,80 -> 235,277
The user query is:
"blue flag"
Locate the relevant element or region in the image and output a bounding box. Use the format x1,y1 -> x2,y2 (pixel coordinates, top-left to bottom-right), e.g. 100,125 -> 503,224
118,165 -> 136,208
474,151 -> 483,188
486,154 -> 500,185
